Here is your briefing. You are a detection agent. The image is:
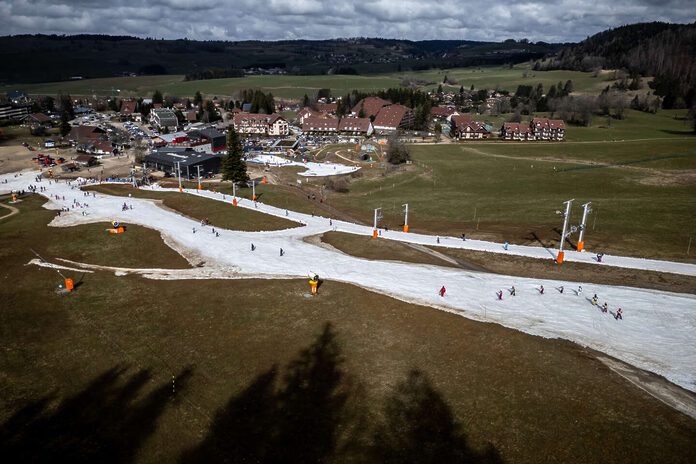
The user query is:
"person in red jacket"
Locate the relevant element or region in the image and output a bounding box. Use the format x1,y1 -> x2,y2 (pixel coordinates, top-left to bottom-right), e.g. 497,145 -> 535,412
439,286 -> 446,297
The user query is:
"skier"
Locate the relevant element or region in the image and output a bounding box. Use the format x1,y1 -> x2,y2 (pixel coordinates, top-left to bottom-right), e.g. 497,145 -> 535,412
439,286 -> 446,297
215,232 -> 219,237
251,243 -> 256,251
436,236 -> 440,244
461,233 -> 466,241
602,302 -> 608,313
615,308 -> 623,320
592,294 -> 598,306
285,210 -> 289,216
504,242 -> 508,250
192,227 -> 196,234
510,286 -> 516,296
597,253 -> 604,263
280,248 -> 284,256
497,290 -> 503,300
578,285 -> 583,296
559,285 -> 564,294
540,285 -> 544,294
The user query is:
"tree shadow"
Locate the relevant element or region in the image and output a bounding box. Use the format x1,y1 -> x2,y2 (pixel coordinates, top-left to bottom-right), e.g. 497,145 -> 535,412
182,326 -> 503,463
369,370 -> 503,464
180,322 -> 347,464
528,232 -> 556,258
0,365 -> 193,463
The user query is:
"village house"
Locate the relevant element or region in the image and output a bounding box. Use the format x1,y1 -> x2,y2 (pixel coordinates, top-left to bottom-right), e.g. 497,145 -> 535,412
23,112 -> 53,129
316,103 -> 338,114
531,117 -> 565,140
372,104 -> 414,132
338,117 -> 373,136
302,117 -> 340,134
351,97 -> 391,118
119,100 -> 137,120
430,106 -> 458,121
450,114 -> 490,139
500,122 -> 535,141
65,125 -> 107,145
232,113 -> 289,136
150,108 -> 179,131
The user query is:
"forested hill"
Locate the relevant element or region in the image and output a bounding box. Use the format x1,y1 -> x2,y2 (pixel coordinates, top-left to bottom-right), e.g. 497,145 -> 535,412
535,22 -> 696,108
0,35 -> 560,84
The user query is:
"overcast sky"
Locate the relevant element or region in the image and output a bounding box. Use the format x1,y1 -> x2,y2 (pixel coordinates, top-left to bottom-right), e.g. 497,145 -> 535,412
0,0 -> 694,43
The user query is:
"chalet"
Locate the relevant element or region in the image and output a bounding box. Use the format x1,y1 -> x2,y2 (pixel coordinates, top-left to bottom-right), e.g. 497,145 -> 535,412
302,117 -> 340,134
500,122 -> 534,141
267,114 -> 289,136
352,97 -> 390,118
233,113 -> 289,136
120,100 -> 137,114
65,125 -> 106,144
531,118 -> 565,141
184,110 -> 197,122
316,103 -> 338,114
372,104 -> 414,132
430,106 -> 457,120
24,113 -> 53,128
150,108 -> 178,131
296,107 -> 317,124
338,117 -> 373,136
450,115 -> 489,139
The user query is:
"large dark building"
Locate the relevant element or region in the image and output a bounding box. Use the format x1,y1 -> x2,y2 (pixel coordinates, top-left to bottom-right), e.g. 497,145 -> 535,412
145,147 -> 222,178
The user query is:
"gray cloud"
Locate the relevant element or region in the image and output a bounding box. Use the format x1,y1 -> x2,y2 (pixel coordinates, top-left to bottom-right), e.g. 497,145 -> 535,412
0,0 -> 694,43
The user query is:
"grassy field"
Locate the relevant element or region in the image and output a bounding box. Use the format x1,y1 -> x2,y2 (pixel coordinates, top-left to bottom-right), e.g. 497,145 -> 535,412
190,112 -> 696,262
1,64 -> 617,100
1,194 -> 695,463
400,63 -> 618,94
84,184 -> 301,232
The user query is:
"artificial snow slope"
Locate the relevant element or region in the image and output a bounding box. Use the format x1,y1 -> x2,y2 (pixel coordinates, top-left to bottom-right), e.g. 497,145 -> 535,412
2,171 -> 695,393
248,154 -> 360,176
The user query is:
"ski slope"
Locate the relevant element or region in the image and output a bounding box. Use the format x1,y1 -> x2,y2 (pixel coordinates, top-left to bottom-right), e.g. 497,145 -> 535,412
2,170 -> 695,393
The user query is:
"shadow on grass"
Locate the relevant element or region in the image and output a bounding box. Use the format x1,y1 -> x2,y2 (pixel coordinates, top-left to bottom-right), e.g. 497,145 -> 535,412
0,365 -> 193,463
181,323 -> 502,463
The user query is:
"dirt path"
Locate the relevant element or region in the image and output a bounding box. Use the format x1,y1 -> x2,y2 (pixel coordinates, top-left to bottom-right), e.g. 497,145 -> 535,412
597,355 -> 696,420
0,201 -> 19,221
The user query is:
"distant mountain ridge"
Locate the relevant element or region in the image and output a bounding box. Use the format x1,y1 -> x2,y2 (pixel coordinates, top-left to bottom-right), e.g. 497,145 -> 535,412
0,35 -> 560,84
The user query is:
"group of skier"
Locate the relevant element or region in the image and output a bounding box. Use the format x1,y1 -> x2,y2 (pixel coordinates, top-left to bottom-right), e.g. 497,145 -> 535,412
438,282 -> 625,321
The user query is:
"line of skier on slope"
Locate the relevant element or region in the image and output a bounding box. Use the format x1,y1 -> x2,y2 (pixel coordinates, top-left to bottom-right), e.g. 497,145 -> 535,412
439,284 -> 624,320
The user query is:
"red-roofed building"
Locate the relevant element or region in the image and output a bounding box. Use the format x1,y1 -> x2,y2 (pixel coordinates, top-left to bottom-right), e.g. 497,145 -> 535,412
500,122 -> 534,141
430,106 -> 458,120
338,117 -> 373,136
373,104 -> 414,132
531,118 -> 565,140
450,115 -> 489,139
267,114 -> 289,136
233,113 -> 289,136
302,117 -> 340,134
316,103 -> 338,114
120,100 -> 137,115
352,97 -> 391,118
